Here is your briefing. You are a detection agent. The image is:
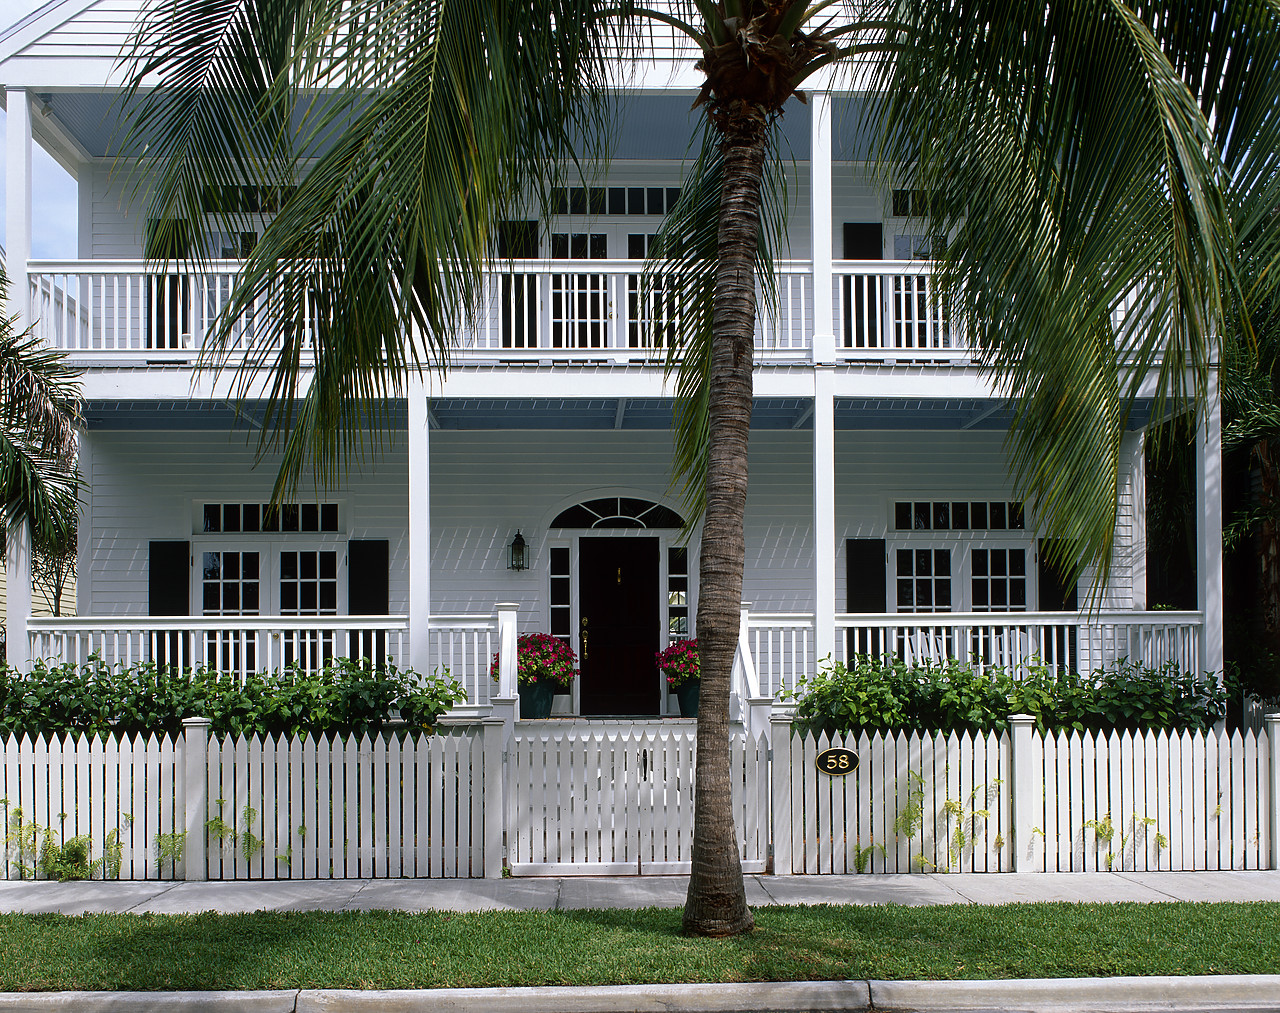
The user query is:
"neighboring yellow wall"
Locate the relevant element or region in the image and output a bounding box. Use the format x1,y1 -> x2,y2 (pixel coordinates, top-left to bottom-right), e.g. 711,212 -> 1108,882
0,561 -> 77,619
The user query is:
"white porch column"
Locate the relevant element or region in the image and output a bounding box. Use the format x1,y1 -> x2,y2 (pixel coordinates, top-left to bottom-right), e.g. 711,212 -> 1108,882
1122,431 -> 1147,610
810,90 -> 837,663
814,369 -> 836,663
407,382 -> 431,674
6,88 -> 31,331
1196,366 -> 1223,679
6,88 -> 32,671
810,89 -> 834,363
6,523 -> 31,670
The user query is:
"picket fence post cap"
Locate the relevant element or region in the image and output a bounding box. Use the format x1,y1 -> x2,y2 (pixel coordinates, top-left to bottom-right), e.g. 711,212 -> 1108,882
181,716 -> 213,729
1009,713 -> 1037,727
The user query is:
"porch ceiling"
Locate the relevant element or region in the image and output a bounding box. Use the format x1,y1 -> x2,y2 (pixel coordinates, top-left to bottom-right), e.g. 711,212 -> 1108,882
83,395 -> 1155,432
36,91 -> 876,161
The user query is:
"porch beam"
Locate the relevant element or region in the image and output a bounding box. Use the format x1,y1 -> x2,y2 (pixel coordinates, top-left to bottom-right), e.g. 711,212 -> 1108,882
1196,366 -> 1223,680
408,383 -> 431,674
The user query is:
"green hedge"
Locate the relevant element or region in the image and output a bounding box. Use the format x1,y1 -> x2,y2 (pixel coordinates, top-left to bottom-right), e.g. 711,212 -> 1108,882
0,656 -> 465,740
787,656 -> 1226,737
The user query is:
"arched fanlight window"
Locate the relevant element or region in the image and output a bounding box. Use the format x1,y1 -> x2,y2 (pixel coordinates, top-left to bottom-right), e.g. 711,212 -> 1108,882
551,497 -> 684,529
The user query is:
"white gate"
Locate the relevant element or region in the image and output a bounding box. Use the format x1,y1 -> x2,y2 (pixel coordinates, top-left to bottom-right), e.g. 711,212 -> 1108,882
506,725 -> 769,876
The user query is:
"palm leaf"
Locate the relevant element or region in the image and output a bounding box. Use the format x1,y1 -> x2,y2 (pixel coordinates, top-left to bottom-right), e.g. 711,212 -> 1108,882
119,0 -> 636,497
864,0 -> 1272,590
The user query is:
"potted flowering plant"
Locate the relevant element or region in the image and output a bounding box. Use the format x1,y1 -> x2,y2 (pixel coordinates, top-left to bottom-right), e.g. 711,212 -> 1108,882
656,638 -> 699,717
490,633 -> 578,719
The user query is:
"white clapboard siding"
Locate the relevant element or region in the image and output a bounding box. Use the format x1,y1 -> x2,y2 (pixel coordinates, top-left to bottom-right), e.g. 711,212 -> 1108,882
507,725 -> 768,876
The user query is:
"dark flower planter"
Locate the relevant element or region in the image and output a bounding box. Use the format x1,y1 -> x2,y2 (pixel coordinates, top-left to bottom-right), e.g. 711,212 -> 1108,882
518,679 -> 556,719
674,680 -> 700,718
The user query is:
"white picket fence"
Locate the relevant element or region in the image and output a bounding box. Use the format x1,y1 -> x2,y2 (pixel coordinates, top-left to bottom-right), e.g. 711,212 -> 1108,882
4,716 -> 1279,881
777,728 -> 1011,875
0,723 -> 493,881
506,724 -> 768,876
775,720 -> 1278,875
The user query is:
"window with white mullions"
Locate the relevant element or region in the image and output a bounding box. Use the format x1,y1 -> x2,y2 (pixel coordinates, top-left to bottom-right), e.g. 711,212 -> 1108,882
280,549 -> 339,668
201,549 -> 260,672
551,232 -> 609,348
894,546 -> 955,663
895,547 -> 952,613
667,547 -> 689,637
969,546 -> 1029,667
627,233 -> 675,349
970,547 -> 1028,613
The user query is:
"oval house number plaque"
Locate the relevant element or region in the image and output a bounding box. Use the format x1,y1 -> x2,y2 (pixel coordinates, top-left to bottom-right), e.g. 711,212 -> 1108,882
815,747 -> 858,776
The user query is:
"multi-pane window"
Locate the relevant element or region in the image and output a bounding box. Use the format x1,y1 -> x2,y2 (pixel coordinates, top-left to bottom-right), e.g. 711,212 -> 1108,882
971,548 -> 1028,612
202,550 -> 261,616
201,550 -> 261,671
551,233 -> 609,348
896,548 -> 952,613
279,550 -> 338,616
279,549 -> 338,668
550,186 -> 681,217
203,502 -> 339,533
668,547 -> 689,637
893,500 -> 1024,532
549,547 -> 572,639
627,233 -> 674,348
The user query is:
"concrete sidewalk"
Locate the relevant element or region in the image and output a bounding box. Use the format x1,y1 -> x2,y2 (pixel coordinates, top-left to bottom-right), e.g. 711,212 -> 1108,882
2,869 -> 1280,916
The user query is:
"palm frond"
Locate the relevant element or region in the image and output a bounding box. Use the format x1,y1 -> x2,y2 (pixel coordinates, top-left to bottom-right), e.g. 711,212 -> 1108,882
864,0 -> 1271,592
0,283 -> 82,541
120,0 -> 636,496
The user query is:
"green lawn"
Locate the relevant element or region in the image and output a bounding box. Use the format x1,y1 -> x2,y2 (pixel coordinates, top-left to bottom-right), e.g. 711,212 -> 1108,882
0,903 -> 1276,991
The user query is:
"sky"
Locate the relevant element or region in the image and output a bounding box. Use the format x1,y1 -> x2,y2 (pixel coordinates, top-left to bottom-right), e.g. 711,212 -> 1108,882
0,107 -> 81,259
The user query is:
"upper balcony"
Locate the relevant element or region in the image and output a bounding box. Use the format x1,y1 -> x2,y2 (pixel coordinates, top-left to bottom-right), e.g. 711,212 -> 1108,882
30,258 -> 973,368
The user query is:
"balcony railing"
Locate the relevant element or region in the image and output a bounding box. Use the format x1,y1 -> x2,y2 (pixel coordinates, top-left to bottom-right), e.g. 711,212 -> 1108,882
26,258 -> 1000,365
26,615 -> 497,711
748,610 -> 1205,699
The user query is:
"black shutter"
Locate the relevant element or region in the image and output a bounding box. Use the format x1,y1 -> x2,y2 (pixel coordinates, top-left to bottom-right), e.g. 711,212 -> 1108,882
846,539 -> 887,658
348,540 -> 390,667
842,223 -> 883,260
1037,539 -> 1078,611
1038,539 -> 1078,672
149,541 -> 190,615
841,223 -> 884,348
149,541 -> 190,671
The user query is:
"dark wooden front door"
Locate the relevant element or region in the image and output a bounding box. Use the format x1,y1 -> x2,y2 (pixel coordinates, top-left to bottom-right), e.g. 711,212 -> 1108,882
579,537 -> 660,716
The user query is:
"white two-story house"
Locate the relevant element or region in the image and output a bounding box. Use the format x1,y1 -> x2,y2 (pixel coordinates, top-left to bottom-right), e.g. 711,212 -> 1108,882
0,0 -> 1222,723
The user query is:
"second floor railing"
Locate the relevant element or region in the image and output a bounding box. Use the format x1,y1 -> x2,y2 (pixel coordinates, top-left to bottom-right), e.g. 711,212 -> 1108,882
26,258 -> 993,365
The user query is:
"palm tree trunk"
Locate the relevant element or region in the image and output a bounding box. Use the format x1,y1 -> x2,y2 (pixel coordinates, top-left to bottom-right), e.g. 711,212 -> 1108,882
682,103 -> 769,938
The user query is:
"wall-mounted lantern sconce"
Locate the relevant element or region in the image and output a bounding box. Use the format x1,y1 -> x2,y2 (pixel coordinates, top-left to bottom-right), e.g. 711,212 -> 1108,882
508,530 -> 529,571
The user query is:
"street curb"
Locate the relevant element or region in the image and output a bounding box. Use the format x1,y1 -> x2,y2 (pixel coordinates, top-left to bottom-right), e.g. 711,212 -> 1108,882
296,980 -> 870,1011
869,975 -> 1280,1011
1,976 -> 1279,1012
0,992 -> 297,1012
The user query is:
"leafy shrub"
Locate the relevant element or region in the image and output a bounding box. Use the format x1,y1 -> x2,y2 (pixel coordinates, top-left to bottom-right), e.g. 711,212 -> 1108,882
788,655 -> 1226,737
0,655 -> 465,740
